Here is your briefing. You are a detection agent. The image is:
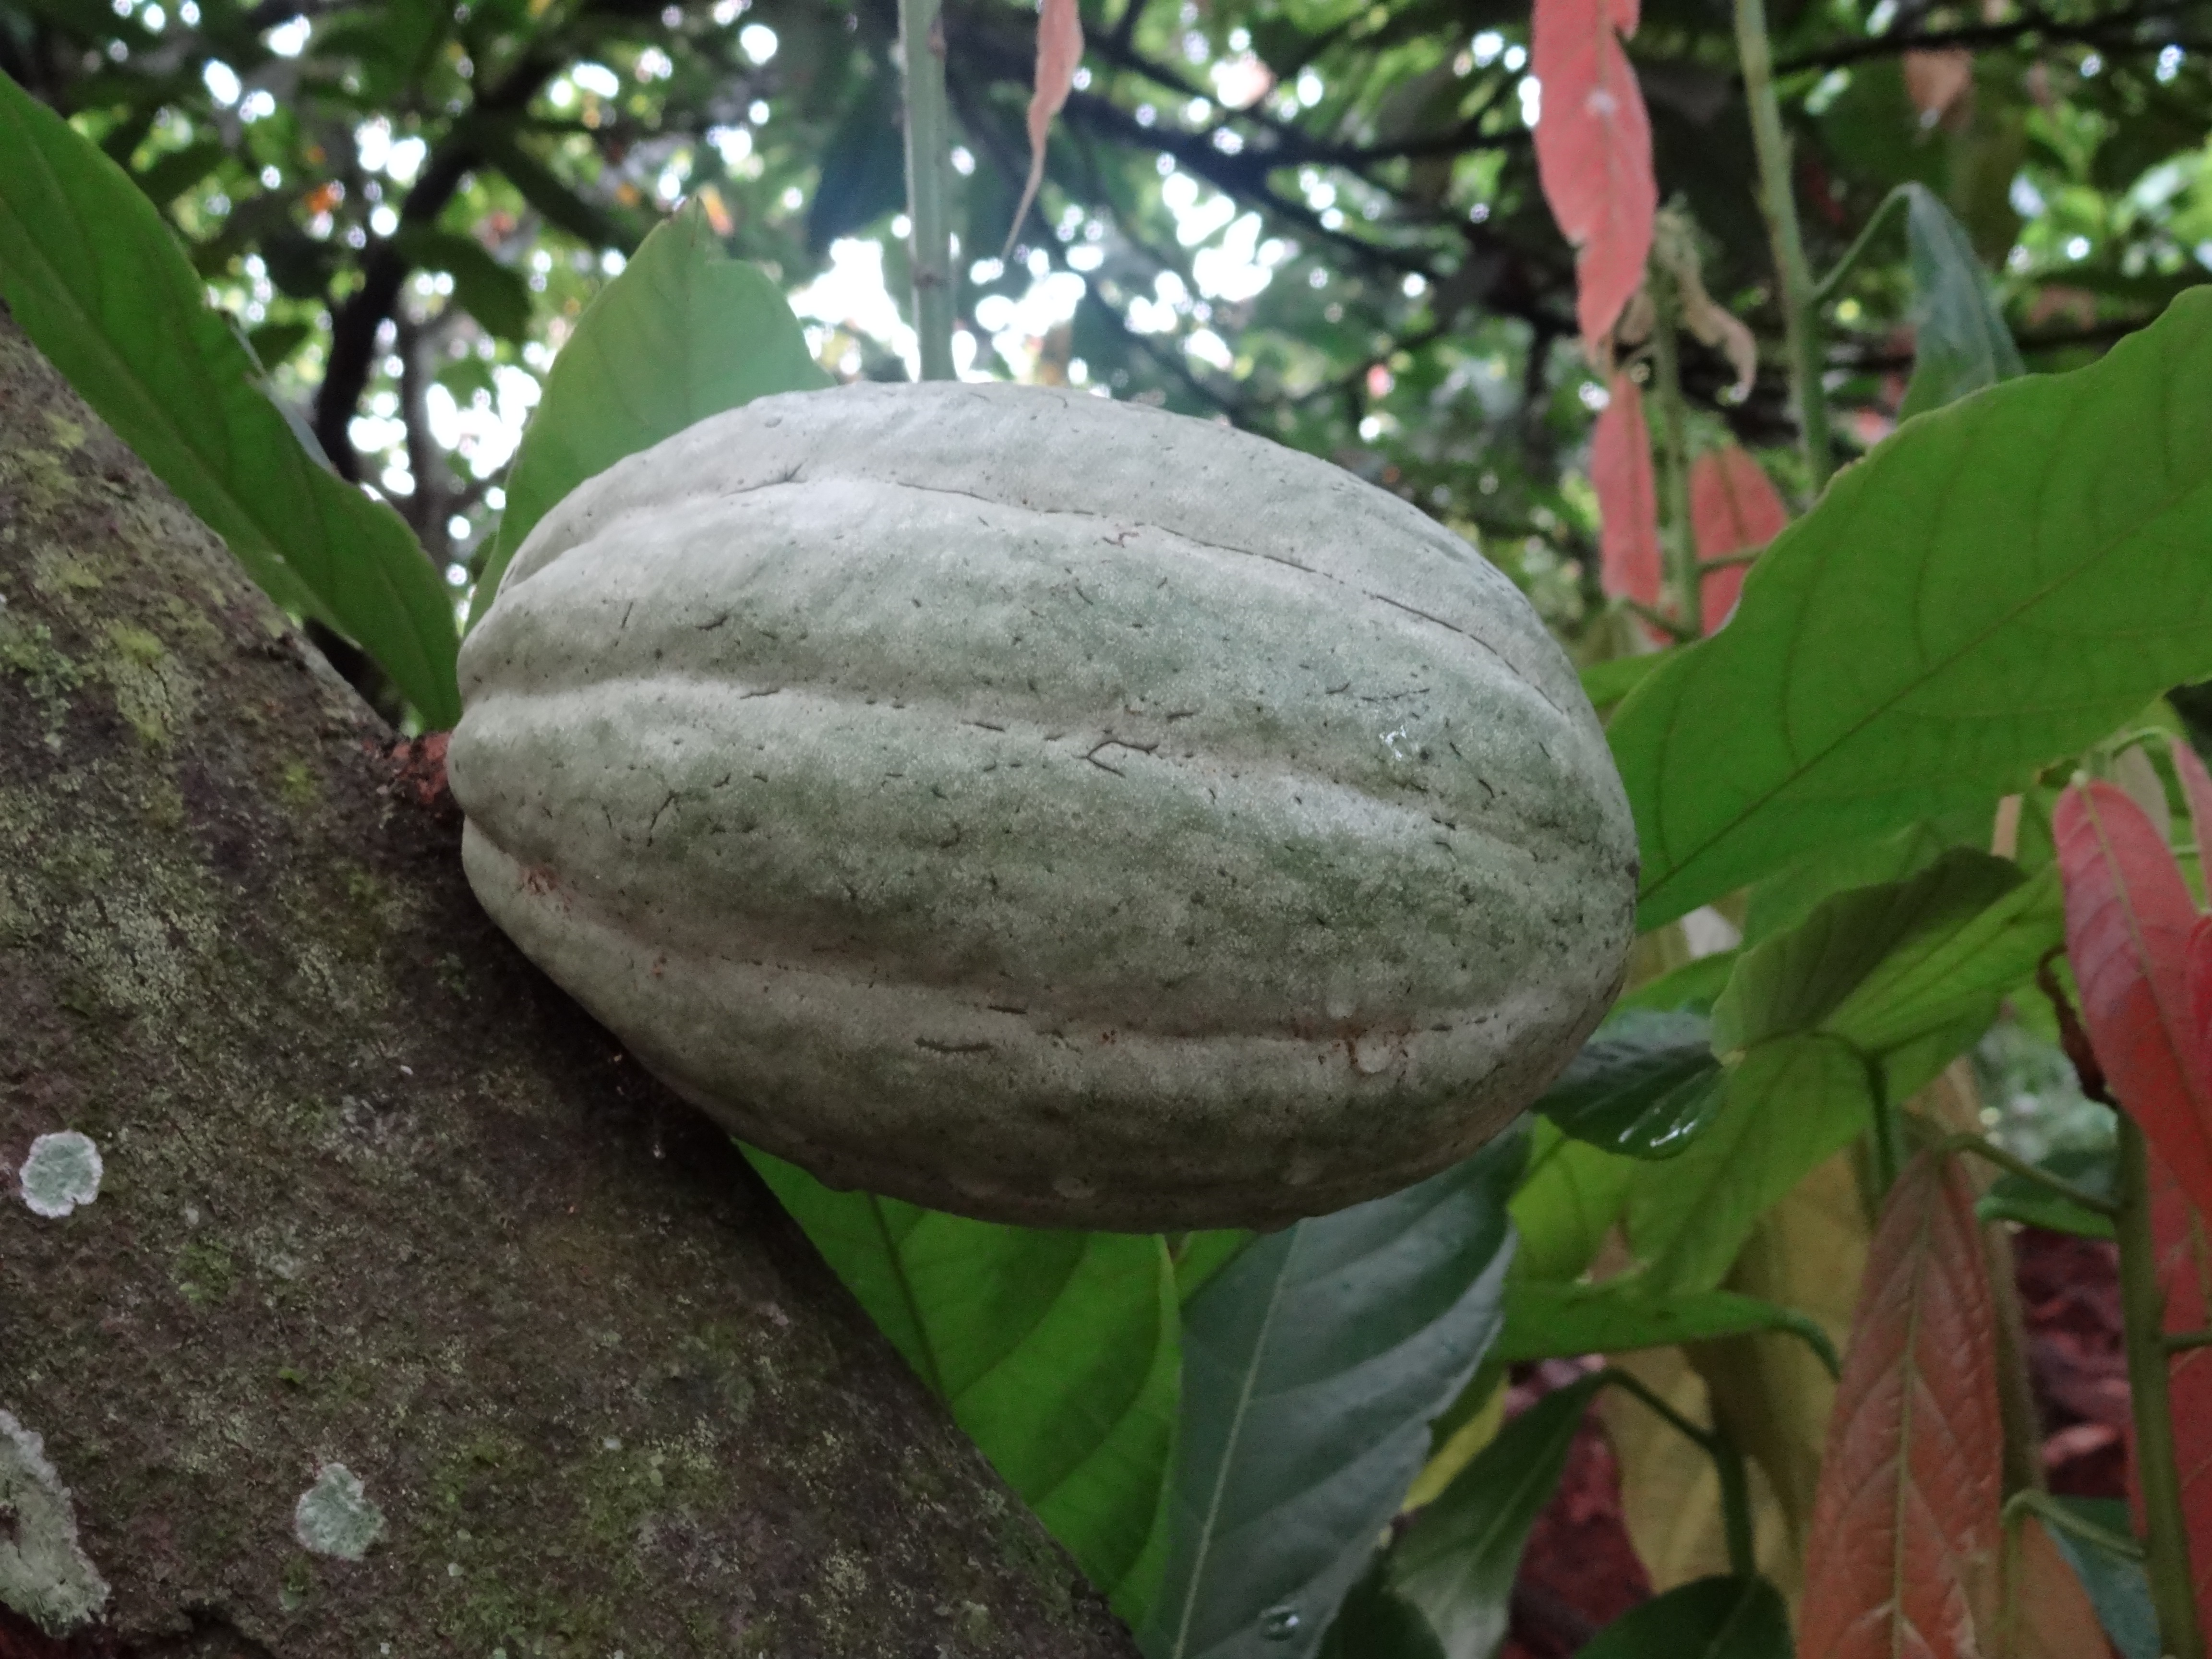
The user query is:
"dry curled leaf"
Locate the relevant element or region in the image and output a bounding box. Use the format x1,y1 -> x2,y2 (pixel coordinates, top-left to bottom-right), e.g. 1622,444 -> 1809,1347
1005,0 -> 1083,256
1531,0 -> 1656,352
1798,1151 -> 2004,1659
1654,211 -> 1758,400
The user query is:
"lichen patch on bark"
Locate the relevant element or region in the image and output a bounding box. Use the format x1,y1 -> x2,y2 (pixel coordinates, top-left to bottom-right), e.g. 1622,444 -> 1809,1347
0,1408 -> 110,1634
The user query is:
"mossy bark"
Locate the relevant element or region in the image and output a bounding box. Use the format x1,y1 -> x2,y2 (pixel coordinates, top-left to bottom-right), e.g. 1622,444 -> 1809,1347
0,309 -> 1140,1659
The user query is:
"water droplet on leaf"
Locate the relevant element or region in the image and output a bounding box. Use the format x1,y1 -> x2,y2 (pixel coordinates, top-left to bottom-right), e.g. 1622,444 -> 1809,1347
1259,1604 -> 1301,1640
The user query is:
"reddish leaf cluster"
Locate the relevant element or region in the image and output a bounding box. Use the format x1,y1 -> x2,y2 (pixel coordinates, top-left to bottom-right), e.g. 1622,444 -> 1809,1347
1590,375 -> 1661,622
1798,1151 -> 2005,1659
1688,445 -> 1789,630
2056,744 -> 2212,1634
2056,775 -> 2212,1214
1529,0 -> 1653,350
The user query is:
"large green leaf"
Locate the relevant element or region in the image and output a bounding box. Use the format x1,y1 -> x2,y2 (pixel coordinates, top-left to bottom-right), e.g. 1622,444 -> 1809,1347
1740,810 -> 1984,945
1509,1118 -> 1634,1285
1139,1131 -> 1524,1659
1898,183 -> 2025,422
1386,1372 -> 1605,1659
0,67 -> 461,725
1537,1010 -> 1724,1158
1714,850 -> 2060,1098
470,201 -> 829,625
1498,1278 -> 1839,1375
1627,1035 -> 1875,1293
1611,288 -> 2212,928
746,1151 -> 1178,1620
1576,1575 -> 1792,1659
1616,949 -> 1738,1014
1715,850 -> 2018,1048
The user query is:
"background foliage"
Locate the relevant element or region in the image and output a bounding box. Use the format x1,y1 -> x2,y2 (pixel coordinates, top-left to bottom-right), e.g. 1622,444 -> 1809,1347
7,0 -> 2208,709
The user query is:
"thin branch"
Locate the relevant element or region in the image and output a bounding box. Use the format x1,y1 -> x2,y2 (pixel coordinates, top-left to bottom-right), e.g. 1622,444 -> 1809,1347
1939,1132 -> 2119,1218
1778,6 -> 2206,72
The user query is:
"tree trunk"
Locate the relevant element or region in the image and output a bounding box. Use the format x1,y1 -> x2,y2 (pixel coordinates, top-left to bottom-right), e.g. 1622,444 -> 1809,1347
0,308 -> 1140,1659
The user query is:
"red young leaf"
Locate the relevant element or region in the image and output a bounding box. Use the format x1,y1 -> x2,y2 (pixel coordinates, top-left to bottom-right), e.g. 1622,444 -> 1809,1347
2147,1145 -> 2212,1632
2055,781 -> 2212,1218
1530,0 -> 1656,349
2170,733 -> 2212,884
1798,1151 -> 2003,1659
2191,914 -> 2212,1067
1688,444 -> 1788,631
1007,0 -> 1083,253
1592,371 -> 1662,621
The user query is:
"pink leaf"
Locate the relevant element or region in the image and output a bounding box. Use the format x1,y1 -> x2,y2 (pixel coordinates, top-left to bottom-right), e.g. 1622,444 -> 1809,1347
1592,371 -> 1662,620
1688,445 -> 1788,632
2147,1145 -> 2212,1633
2171,733 -> 2212,884
1008,0 -> 1083,254
1530,0 -> 1656,349
2055,781 -> 2212,1220
1798,1151 -> 2004,1659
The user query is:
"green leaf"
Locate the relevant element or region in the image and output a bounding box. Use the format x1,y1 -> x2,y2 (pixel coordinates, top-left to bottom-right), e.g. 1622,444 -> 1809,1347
2040,1497 -> 2157,1659
1498,1277 -> 1839,1375
0,67 -> 462,725
1898,183 -> 2025,422
134,137 -> 227,204
1615,949 -> 1738,1014
471,201 -> 829,627
1314,1563 -> 1447,1659
1141,1130 -> 1525,1659
1974,1145 -> 2117,1240
745,1150 -> 1178,1620
246,319 -> 311,373
1741,811 -> 1984,945
1579,649 -> 1673,711
1713,850 -> 2060,1098
1538,1010 -> 1724,1158
1386,1371 -> 1605,1659
1173,1231 -> 1252,1305
393,225 -> 532,342
1576,1575 -> 1793,1659
1628,1035 -> 1876,1293
1714,850 -> 2020,1049
1509,1118 -> 1634,1285
1610,288 -> 2212,929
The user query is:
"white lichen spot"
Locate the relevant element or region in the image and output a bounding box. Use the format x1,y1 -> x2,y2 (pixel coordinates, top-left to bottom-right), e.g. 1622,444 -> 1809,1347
292,1464 -> 385,1560
0,1409 -> 111,1634
18,1133 -> 102,1218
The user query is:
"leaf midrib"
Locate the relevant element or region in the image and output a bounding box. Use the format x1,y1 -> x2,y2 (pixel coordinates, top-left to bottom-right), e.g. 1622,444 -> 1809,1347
1168,1246 -> 1293,1659
1639,317 -> 2209,917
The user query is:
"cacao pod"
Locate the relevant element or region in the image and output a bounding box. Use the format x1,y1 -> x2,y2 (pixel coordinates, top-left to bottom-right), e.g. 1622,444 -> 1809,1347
450,383 -> 1636,1229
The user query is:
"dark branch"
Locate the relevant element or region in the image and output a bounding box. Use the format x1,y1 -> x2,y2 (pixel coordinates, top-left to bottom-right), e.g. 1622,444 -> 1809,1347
1777,6 -> 2205,72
